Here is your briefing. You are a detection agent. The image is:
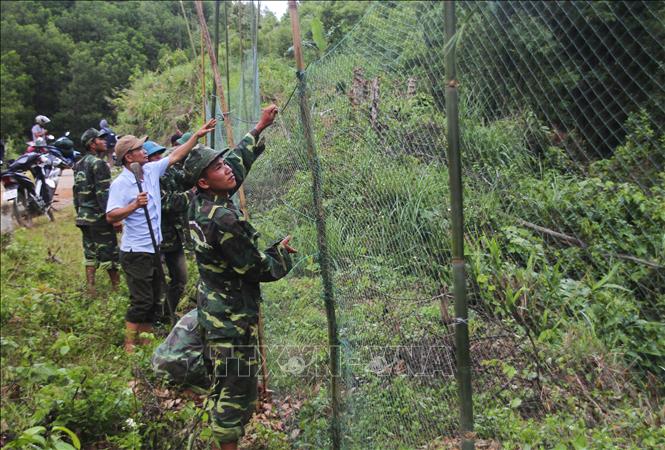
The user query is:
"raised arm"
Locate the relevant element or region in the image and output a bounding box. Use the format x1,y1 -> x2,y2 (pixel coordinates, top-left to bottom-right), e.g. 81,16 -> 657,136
224,104 -> 279,193
168,118 -> 217,167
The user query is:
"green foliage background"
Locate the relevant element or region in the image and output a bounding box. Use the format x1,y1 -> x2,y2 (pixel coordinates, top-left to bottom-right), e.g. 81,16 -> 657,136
2,1 -> 664,449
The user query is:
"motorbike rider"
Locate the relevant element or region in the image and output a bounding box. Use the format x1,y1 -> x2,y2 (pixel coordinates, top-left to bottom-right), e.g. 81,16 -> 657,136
73,128 -> 121,296
32,115 -> 50,142
27,137 -> 49,154
29,139 -> 53,202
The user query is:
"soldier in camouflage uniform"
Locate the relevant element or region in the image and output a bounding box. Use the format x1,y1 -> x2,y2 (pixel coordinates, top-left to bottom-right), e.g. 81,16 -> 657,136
73,128 -> 121,295
145,140 -> 190,321
183,105 -> 295,449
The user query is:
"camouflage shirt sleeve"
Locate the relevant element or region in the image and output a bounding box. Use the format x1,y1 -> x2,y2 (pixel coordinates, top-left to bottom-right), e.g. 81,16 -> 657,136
212,208 -> 292,283
162,189 -> 189,214
92,159 -> 112,211
72,159 -> 83,213
72,178 -> 79,212
161,169 -> 189,214
223,132 -> 266,196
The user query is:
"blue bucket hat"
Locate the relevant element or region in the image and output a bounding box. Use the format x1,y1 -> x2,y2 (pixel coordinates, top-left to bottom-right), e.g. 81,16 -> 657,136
144,140 -> 167,157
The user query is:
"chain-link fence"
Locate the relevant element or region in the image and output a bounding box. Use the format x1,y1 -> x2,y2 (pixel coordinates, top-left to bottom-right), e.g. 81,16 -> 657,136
240,1 -> 662,448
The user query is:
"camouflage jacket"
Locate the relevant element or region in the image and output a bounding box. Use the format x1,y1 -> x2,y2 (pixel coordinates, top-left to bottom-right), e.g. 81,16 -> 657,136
73,152 -> 112,227
160,164 -> 190,252
189,133 -> 293,338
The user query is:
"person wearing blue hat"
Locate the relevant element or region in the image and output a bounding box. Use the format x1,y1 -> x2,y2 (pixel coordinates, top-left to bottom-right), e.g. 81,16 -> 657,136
144,140 -> 167,161
145,140 -> 190,324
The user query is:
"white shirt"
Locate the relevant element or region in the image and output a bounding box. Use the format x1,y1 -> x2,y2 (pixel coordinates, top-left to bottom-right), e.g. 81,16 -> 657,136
106,158 -> 170,253
32,124 -> 45,142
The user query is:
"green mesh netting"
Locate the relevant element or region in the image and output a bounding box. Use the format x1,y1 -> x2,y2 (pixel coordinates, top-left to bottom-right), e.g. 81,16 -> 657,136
212,1 -> 664,447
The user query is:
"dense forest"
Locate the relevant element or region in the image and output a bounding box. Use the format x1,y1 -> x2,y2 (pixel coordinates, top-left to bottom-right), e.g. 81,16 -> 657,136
0,0 -> 366,150
1,1 -> 663,449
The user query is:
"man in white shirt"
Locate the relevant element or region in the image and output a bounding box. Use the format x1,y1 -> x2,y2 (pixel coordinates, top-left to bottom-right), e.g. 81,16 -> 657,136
106,118 -> 216,352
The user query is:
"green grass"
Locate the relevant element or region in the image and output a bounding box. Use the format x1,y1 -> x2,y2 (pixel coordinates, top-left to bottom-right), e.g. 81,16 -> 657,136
0,207 -> 202,448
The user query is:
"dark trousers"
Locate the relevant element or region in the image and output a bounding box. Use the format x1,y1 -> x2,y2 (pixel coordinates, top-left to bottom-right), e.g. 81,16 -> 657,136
162,247 -> 187,317
120,251 -> 162,323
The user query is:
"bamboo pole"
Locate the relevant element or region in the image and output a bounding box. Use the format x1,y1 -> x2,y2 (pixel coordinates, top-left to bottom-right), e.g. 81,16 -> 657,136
194,0 -> 249,219
238,4 -> 248,122
444,2 -> 474,449
253,1 -> 261,119
210,0 -> 220,146
245,0 -> 271,401
224,1 -> 231,108
195,0 -> 270,405
288,2 -> 341,449
201,27 -> 206,136
179,0 -> 197,59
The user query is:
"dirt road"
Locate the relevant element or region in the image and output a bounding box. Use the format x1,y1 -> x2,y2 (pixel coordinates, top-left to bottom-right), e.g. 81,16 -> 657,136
54,168 -> 74,207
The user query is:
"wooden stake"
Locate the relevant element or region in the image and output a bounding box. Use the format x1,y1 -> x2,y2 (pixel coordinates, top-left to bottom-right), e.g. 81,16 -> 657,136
194,0 -> 249,220
195,0 -> 268,405
289,2 -> 342,448
201,27 -> 206,132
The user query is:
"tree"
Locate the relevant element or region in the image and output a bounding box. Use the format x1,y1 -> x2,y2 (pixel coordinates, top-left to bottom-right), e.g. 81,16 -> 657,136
0,51 -> 33,138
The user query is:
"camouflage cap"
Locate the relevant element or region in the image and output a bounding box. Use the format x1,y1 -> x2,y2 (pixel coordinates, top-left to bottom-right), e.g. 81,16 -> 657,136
115,134 -> 148,166
182,144 -> 230,187
80,128 -> 108,147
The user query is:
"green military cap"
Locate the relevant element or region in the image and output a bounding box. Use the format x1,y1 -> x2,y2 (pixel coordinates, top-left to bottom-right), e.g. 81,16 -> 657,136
80,128 -> 108,147
183,144 -> 231,187
176,131 -> 193,145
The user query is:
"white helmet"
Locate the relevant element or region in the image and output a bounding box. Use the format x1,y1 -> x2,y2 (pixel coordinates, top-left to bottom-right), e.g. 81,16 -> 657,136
35,115 -> 51,126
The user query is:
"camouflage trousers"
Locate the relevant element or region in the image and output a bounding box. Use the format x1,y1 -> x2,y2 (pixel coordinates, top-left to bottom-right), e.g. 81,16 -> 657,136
79,224 -> 119,270
202,324 -> 259,444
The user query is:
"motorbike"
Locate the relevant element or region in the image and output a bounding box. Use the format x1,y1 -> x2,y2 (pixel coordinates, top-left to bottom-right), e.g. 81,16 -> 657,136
44,132 -> 80,193
50,132 -> 80,168
1,152 -> 56,227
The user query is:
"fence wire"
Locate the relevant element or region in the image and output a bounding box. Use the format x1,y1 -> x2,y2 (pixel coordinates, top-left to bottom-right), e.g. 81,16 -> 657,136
237,1 -> 663,448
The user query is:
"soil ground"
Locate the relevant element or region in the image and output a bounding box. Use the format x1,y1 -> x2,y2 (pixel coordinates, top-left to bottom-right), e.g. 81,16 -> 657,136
53,168 -> 74,207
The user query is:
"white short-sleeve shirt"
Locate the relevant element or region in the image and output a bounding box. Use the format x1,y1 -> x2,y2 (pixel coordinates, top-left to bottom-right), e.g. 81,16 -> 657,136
106,157 -> 170,253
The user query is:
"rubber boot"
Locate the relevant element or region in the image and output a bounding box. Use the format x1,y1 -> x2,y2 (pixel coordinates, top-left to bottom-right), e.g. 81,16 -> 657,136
108,269 -> 120,292
137,323 -> 154,346
124,321 -> 140,353
85,266 -> 96,297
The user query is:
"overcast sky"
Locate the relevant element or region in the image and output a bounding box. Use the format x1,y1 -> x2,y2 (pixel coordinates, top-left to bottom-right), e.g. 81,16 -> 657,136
261,1 -> 289,18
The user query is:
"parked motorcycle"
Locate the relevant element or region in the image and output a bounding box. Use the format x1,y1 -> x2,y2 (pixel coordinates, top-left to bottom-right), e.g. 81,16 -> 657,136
1,152 -> 56,227
44,132 -> 80,194
50,132 -> 80,168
